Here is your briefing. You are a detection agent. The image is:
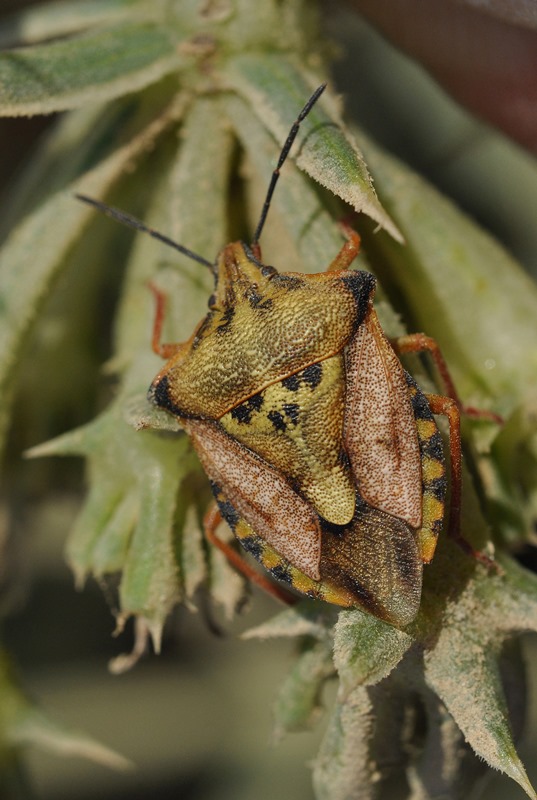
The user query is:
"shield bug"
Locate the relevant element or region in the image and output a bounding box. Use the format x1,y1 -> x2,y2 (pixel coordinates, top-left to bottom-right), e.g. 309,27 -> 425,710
77,84 -> 498,627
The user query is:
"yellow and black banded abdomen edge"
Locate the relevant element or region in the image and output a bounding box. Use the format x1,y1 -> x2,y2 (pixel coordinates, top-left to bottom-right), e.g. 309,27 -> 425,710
405,373 -> 447,563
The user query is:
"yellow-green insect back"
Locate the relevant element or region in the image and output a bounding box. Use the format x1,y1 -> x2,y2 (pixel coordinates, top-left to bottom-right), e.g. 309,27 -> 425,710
77,84 -> 496,628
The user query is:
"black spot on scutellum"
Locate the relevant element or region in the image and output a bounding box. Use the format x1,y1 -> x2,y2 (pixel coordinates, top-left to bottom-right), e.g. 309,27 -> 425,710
282,403 -> 300,425
267,410 -> 287,432
281,362 -> 323,392
302,362 -> 322,389
230,392 -> 264,424
248,393 -> 264,411
282,374 -> 300,392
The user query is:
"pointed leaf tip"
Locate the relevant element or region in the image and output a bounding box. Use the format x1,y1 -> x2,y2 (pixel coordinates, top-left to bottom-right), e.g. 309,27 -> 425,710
109,616 -> 153,674
242,603 -> 332,640
11,708 -> 132,771
334,609 -> 413,692
425,622 -> 535,799
224,54 -> 403,243
24,426 -> 91,458
506,754 -> 537,800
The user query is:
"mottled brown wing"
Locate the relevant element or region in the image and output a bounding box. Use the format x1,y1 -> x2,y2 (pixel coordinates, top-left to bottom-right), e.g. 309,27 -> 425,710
344,306 -> 423,528
184,418 -> 322,579
320,501 -> 423,626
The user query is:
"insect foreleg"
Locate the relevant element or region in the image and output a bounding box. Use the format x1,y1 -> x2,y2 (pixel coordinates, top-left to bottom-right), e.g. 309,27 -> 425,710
148,282 -> 190,360
326,223 -> 361,273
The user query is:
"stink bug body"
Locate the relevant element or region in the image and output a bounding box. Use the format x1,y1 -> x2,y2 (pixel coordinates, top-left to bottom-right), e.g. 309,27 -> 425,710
77,84 -> 496,627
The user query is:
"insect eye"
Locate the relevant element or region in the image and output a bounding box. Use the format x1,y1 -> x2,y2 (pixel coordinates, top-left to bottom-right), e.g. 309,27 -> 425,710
207,293 -> 217,308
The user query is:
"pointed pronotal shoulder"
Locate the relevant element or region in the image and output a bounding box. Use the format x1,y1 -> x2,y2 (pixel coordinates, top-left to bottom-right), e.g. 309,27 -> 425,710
149,242 -> 376,420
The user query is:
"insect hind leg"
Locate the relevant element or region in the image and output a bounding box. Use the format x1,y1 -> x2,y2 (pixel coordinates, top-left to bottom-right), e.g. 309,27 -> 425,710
203,503 -> 298,606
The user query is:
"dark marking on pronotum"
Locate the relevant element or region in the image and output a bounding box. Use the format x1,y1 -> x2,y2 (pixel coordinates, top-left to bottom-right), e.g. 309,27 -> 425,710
340,271 -> 376,325
148,374 -> 182,416
191,311 -> 214,348
273,274 -> 305,290
247,289 -> 274,310
216,307 -> 235,332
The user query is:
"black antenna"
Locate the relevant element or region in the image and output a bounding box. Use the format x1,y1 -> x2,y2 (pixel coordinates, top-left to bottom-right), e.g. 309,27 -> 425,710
75,194 -> 214,270
252,83 -> 327,246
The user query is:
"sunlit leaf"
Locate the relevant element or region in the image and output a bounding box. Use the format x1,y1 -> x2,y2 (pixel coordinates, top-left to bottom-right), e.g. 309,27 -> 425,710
225,53 -> 403,242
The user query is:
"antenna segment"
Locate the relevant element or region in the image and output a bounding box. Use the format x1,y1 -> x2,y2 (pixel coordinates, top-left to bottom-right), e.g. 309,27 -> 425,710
75,194 -> 214,270
251,83 -> 327,245
76,83 -> 327,267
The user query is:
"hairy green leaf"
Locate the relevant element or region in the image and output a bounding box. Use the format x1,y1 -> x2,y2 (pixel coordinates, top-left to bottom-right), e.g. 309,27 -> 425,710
0,22 -> 179,116
313,685 -> 376,800
273,638 -> 334,737
0,651 -> 130,769
225,53 -> 403,242
0,0 -> 139,48
334,609 -> 412,693
243,602 -> 335,641
0,101 -> 179,457
359,134 -> 537,414
226,93 -> 344,273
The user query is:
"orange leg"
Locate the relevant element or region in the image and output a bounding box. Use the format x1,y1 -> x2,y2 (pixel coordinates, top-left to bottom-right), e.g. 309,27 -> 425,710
394,333 -> 503,424
148,282 -> 188,360
327,223 -> 361,272
203,504 -> 299,606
